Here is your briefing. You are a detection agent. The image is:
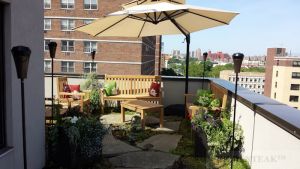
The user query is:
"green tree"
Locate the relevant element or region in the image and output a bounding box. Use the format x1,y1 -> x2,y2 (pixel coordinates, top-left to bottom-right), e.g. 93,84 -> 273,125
209,63 -> 233,78
241,67 -> 265,72
161,68 -> 181,76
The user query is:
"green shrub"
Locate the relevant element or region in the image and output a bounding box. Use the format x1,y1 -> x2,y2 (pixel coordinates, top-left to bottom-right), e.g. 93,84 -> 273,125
81,73 -> 100,90
194,89 -> 214,107
48,116 -> 107,168
90,89 -> 100,115
191,89 -> 244,158
192,112 -> 243,158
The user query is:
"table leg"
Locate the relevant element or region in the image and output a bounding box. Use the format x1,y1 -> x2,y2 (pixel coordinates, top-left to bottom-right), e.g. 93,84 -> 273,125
121,105 -> 125,122
160,107 -> 164,128
141,110 -> 145,130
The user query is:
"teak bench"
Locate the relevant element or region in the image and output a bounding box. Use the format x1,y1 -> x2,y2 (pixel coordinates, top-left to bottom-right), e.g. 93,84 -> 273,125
101,75 -> 162,111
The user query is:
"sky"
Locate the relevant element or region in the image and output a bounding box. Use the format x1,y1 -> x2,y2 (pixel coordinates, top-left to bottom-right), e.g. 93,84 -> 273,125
162,0 -> 300,56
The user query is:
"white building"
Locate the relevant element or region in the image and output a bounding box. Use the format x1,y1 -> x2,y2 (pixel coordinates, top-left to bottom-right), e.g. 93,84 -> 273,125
220,70 -> 265,95
0,0 -> 45,169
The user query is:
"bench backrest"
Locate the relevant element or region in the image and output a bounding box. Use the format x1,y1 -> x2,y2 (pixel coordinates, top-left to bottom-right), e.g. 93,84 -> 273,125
104,75 -> 161,95
57,76 -> 68,98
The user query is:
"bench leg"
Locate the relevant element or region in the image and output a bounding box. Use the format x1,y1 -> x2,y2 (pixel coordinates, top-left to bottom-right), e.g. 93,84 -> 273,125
121,105 -> 125,122
141,110 -> 145,130
160,107 -> 164,128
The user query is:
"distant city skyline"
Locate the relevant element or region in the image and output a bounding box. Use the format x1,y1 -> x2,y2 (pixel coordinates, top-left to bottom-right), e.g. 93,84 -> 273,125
162,0 -> 300,56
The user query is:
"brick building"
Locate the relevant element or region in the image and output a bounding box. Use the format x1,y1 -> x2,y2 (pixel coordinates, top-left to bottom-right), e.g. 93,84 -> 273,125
44,0 -> 160,75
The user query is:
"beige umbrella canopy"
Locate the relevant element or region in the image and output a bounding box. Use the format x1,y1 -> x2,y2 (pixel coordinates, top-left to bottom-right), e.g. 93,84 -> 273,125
76,0 -> 238,93
122,0 -> 186,8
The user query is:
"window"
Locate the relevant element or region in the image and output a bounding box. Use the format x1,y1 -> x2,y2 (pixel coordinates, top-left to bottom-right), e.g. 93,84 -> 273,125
61,40 -> 74,52
290,84 -> 300,90
61,19 -> 75,31
61,0 -> 74,9
275,82 -> 277,88
44,61 -> 52,73
241,78 -> 244,82
293,61 -> 300,67
84,0 -> 97,9
246,78 -> 248,82
289,95 -> 299,102
44,19 -> 51,30
83,62 -> 97,73
292,72 -> 300,79
258,85 -> 260,89
0,3 -> 6,149
276,71 -> 278,77
83,19 -> 93,25
83,41 -> 97,53
44,0 -> 51,9
44,40 -> 50,51
61,61 -> 75,73
274,92 -> 276,99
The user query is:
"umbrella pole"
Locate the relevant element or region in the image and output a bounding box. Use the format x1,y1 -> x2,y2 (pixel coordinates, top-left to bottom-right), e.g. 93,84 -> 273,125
184,34 -> 190,118
185,34 -> 190,94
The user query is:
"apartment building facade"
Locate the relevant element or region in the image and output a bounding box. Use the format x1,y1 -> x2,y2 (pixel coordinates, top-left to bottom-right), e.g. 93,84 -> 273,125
44,0 -> 160,75
220,70 -> 265,95
264,48 -> 300,109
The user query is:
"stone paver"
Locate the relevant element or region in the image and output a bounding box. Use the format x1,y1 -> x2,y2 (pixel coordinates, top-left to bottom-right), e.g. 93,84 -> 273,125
152,121 -> 181,132
109,151 -> 179,169
137,134 -> 182,153
100,113 -> 134,125
102,134 -> 141,157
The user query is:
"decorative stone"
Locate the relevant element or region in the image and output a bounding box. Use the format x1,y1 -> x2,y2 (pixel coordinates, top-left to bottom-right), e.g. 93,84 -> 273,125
102,134 -> 141,157
137,134 -> 182,153
109,151 -> 179,169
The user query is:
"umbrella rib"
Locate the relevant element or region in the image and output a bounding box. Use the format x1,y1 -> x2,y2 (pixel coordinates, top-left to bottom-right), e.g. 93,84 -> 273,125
163,11 -> 189,36
187,10 -> 229,25
138,21 -> 146,38
157,12 -> 163,21
145,13 -> 156,23
129,15 -> 153,23
160,10 -> 186,22
94,16 -> 128,37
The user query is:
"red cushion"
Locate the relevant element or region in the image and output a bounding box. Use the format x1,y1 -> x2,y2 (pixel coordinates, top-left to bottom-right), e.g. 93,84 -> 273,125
149,82 -> 160,97
69,84 -> 80,92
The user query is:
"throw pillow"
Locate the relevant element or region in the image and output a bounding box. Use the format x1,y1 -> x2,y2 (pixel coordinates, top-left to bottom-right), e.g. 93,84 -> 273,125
149,82 -> 160,97
69,84 -> 81,100
104,81 -> 117,96
69,84 -> 80,92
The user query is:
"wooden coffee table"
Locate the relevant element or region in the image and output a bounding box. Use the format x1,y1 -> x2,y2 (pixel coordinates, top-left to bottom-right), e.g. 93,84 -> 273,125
121,100 -> 164,130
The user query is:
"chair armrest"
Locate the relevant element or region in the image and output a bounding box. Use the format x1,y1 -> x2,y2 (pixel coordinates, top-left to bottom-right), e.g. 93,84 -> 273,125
59,92 -> 86,96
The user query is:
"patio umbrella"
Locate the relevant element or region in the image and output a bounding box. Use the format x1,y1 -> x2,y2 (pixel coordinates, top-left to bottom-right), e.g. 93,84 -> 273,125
76,0 -> 238,94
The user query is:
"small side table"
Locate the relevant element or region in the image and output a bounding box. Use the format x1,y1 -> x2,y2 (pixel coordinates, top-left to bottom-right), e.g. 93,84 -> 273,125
121,100 -> 164,130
